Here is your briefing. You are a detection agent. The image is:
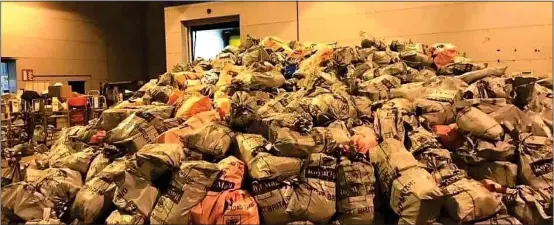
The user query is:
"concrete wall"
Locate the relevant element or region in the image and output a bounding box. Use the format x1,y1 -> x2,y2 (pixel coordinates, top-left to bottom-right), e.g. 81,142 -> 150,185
165,2 -> 552,76
1,2 -> 166,93
145,2 -> 168,79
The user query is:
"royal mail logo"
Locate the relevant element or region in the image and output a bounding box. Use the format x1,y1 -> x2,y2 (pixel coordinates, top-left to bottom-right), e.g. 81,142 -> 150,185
223,215 -> 241,225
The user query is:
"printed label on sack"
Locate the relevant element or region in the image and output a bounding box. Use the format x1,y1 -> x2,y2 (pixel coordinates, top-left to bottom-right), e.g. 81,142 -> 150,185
378,110 -> 401,140
252,180 -> 283,195
452,64 -> 474,75
165,185 -> 184,204
396,180 -> 415,214
337,182 -> 375,200
152,121 -> 168,134
410,134 -> 440,153
305,167 -> 336,182
342,205 -> 374,216
115,187 -> 128,200
343,169 -> 362,182
228,201 -> 256,211
150,212 -> 166,224
376,165 -> 400,197
176,170 -> 195,185
381,79 -> 396,89
260,200 -> 288,214
502,191 -> 518,205
530,159 -> 553,177
136,111 -> 156,122
439,169 -> 466,187
135,126 -> 158,145
337,168 -> 375,200
425,89 -> 457,103
52,169 -> 68,178
305,184 -> 336,201
209,179 -> 236,192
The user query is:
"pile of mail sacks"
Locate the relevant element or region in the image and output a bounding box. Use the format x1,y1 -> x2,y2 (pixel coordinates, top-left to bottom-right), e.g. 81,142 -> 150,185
2,34 -> 552,225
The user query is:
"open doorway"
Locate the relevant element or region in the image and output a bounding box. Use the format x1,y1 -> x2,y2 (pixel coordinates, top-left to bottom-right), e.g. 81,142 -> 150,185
1,58 -> 17,93
186,16 -> 240,61
68,81 -> 85,94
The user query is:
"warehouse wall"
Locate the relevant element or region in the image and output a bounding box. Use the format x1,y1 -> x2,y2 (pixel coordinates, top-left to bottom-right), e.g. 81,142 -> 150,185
1,2 -> 166,93
145,2 -> 168,80
165,1 -> 552,76
298,2 -> 552,77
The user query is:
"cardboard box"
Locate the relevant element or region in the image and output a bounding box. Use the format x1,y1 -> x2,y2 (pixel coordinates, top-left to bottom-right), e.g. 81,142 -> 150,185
48,85 -> 61,98
48,85 -> 73,99
60,85 -> 73,98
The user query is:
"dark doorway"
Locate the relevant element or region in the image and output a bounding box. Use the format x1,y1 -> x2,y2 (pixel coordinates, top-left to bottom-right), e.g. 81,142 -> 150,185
68,81 -> 85,94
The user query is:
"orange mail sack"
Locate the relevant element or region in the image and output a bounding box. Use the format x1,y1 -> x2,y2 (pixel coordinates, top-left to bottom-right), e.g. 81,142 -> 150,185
191,156 -> 246,225
432,43 -> 457,68
184,110 -> 221,129
167,89 -> 184,106
215,95 -> 231,118
173,71 -> 203,88
174,93 -> 212,119
432,124 -> 463,150
157,126 -> 195,145
216,190 -> 260,225
214,156 -> 245,190
157,110 -> 221,145
191,191 -> 226,225
351,126 -> 378,155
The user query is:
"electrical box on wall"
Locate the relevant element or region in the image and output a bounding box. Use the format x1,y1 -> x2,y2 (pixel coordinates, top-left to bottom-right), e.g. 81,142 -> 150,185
21,69 -> 34,81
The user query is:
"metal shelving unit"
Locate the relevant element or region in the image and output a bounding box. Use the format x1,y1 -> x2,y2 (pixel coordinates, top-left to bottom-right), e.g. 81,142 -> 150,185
1,100 -> 30,148
21,97 -> 70,147
86,90 -> 107,120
